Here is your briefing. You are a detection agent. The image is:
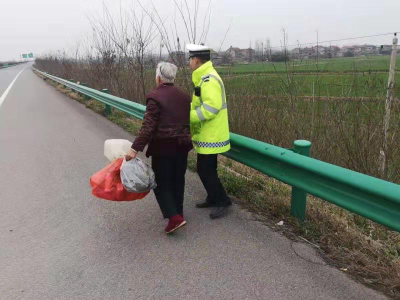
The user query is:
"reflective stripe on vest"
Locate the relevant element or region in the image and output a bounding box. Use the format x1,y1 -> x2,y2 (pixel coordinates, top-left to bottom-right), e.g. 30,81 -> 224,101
196,74 -> 227,117
193,140 -> 230,148
196,106 -> 206,121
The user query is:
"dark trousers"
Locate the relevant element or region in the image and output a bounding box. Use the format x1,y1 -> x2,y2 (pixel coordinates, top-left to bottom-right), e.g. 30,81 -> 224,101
151,154 -> 188,219
197,154 -> 230,207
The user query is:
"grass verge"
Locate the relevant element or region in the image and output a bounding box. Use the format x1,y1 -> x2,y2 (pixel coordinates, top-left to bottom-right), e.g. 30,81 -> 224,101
35,70 -> 400,299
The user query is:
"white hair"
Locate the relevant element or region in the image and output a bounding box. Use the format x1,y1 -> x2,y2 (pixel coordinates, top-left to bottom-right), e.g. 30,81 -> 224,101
156,62 -> 178,83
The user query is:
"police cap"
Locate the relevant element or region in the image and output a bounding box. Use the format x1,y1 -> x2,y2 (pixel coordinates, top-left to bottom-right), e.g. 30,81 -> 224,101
186,44 -> 211,60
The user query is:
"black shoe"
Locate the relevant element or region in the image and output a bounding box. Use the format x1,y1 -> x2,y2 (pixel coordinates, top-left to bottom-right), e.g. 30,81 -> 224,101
196,201 -> 217,208
210,204 -> 231,219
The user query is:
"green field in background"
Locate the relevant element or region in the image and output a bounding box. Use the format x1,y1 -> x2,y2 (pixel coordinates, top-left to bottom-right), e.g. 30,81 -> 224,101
216,55 -> 400,74
216,55 -> 400,97
223,73 -> 400,98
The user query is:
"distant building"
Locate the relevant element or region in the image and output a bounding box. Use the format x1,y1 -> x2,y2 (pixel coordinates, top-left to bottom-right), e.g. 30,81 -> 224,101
379,45 -> 393,55
169,51 -> 186,62
226,46 -> 256,62
290,46 -> 330,59
211,50 -> 224,65
361,45 -> 378,55
325,46 -> 341,58
351,45 -> 375,55
339,46 -> 355,57
339,45 -> 379,56
232,43 -> 390,62
227,47 -> 241,59
290,44 -> 382,59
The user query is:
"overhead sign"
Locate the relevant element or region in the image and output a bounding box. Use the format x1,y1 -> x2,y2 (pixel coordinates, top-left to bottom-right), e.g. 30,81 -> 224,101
28,53 -> 33,58
22,54 -> 28,59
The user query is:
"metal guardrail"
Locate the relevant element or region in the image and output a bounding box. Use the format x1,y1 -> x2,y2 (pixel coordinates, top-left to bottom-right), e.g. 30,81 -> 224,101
0,64 -> 15,69
0,62 -> 26,69
225,134 -> 400,232
34,68 -> 400,232
0,62 -> 25,69
35,69 -> 146,120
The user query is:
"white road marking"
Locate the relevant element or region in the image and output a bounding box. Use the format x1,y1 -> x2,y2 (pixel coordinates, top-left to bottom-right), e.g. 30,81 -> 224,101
0,65 -> 30,108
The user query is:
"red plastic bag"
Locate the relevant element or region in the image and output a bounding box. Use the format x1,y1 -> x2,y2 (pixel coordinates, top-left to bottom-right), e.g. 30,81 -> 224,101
90,158 -> 149,201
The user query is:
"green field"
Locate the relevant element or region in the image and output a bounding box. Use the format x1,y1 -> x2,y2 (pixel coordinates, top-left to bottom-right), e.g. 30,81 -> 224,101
216,55 -> 400,74
216,55 -> 400,98
222,73 -> 400,98
214,55 -> 400,184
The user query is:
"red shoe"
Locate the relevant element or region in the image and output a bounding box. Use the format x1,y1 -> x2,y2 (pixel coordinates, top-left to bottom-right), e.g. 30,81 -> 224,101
165,215 -> 187,234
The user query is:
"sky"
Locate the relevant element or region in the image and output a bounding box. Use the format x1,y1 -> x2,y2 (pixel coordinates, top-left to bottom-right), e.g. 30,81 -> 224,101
1,0 -> 399,61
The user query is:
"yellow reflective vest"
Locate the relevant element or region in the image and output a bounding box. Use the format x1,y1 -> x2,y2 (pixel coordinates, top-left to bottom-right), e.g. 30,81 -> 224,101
190,61 -> 230,154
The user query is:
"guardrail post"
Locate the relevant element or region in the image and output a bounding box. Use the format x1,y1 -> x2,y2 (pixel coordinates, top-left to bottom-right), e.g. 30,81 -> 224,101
81,83 -> 89,100
102,89 -> 112,116
68,79 -> 74,89
290,140 -> 312,221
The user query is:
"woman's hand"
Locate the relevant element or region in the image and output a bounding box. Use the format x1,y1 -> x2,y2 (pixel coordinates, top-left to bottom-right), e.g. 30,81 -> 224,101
125,149 -> 137,161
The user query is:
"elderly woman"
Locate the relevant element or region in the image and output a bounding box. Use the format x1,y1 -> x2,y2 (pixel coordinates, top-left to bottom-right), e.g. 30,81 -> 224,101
125,62 -> 192,234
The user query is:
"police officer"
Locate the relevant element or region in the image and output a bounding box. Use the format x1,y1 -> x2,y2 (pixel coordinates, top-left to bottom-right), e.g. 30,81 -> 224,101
186,44 -> 232,219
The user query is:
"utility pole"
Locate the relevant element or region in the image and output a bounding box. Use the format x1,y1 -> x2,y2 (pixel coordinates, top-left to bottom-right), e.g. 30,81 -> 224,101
380,33 -> 398,178
261,42 -> 264,62
316,30 -> 319,67
159,42 -> 163,61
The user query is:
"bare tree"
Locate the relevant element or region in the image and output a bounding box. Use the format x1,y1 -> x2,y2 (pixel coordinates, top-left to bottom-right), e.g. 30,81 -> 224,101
217,19 -> 232,55
89,1 -> 158,98
137,0 -> 213,91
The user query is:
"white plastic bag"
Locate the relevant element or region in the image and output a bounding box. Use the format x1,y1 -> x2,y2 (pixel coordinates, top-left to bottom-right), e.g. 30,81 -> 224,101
120,157 -> 157,193
104,139 -> 132,162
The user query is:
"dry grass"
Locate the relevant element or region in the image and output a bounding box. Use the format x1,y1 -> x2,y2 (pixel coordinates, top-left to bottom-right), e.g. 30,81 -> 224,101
215,156 -> 400,299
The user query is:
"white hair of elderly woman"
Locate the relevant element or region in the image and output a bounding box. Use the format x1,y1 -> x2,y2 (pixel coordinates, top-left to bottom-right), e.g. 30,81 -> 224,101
156,62 -> 178,83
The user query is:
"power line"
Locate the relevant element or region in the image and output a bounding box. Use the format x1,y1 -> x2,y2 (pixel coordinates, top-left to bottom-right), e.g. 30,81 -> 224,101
269,32 -> 398,50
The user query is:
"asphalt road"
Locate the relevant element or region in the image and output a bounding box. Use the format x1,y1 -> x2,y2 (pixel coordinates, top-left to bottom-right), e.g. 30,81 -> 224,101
0,66 -> 388,300
0,63 -> 29,97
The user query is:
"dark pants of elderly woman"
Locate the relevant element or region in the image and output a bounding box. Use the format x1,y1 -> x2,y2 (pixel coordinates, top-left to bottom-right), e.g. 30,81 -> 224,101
152,155 -> 188,218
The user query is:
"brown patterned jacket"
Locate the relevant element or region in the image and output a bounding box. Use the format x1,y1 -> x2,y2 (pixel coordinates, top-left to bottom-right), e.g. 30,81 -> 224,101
131,83 -> 193,157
